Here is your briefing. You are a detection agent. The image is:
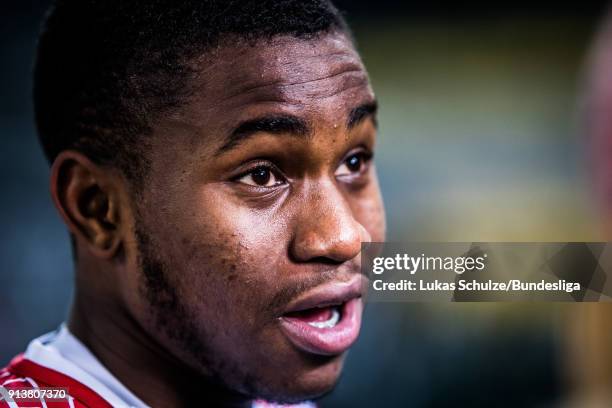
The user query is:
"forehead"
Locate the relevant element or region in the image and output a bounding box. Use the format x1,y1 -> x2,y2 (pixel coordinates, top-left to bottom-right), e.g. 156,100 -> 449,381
182,32 -> 373,125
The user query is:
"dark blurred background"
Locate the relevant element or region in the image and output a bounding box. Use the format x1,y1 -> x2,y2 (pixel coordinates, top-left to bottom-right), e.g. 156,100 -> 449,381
2,1 -> 611,407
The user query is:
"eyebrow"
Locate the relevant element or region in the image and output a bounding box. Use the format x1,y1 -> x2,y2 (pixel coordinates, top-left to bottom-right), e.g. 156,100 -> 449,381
347,101 -> 378,129
216,100 -> 378,156
216,115 -> 309,154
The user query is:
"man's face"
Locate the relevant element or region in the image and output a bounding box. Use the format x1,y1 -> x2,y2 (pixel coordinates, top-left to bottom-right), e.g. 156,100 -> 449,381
120,32 -> 385,402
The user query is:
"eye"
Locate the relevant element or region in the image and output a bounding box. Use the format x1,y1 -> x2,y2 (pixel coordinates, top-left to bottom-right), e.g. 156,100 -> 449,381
335,150 -> 372,178
236,165 -> 285,187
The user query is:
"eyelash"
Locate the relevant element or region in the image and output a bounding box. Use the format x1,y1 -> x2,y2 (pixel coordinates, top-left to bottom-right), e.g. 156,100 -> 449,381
337,149 -> 373,179
233,147 -> 373,188
231,161 -> 287,188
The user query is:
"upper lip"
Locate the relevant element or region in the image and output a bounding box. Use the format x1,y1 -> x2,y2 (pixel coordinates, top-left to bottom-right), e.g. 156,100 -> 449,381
282,274 -> 366,314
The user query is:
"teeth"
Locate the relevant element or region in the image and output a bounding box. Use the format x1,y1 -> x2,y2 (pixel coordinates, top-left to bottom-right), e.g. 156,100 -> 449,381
308,307 -> 340,329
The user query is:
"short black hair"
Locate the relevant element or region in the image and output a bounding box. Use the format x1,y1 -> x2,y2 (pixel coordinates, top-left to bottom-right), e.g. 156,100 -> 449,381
34,0 -> 348,184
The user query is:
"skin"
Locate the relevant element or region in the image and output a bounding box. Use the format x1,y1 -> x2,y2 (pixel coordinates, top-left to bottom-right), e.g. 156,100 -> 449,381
50,31 -> 385,407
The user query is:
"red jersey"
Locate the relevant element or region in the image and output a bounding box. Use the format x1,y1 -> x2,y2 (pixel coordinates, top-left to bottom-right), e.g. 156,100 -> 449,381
0,354 -> 111,408
1,328 -> 315,408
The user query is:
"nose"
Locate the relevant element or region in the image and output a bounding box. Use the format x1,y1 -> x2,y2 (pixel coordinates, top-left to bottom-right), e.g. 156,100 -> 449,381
290,180 -> 371,263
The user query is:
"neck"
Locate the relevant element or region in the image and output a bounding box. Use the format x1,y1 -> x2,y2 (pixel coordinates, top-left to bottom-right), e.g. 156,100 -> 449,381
68,288 -> 251,408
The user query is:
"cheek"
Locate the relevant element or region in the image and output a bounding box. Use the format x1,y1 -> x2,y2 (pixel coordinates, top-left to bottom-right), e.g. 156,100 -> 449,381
364,199 -> 386,242
161,190 -> 289,310
353,178 -> 386,243
167,194 -> 301,358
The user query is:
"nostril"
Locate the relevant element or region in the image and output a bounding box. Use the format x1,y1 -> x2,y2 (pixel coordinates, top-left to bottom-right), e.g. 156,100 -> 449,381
309,256 -> 344,266
290,221 -> 364,263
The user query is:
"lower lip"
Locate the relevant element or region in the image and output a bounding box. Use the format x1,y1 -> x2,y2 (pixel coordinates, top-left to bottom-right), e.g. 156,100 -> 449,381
279,298 -> 363,356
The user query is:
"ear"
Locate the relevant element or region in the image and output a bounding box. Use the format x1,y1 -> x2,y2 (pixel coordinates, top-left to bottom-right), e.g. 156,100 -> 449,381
50,150 -> 123,259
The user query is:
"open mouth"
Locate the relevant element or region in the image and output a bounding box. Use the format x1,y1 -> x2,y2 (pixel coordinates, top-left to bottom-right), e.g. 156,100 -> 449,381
284,304 -> 341,329
278,277 -> 365,356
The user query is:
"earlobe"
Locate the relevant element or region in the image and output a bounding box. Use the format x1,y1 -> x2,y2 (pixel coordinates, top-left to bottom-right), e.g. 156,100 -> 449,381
50,151 -> 122,259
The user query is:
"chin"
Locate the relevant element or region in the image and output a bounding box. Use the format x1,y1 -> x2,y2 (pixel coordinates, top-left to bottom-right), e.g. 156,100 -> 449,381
257,352 -> 347,404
